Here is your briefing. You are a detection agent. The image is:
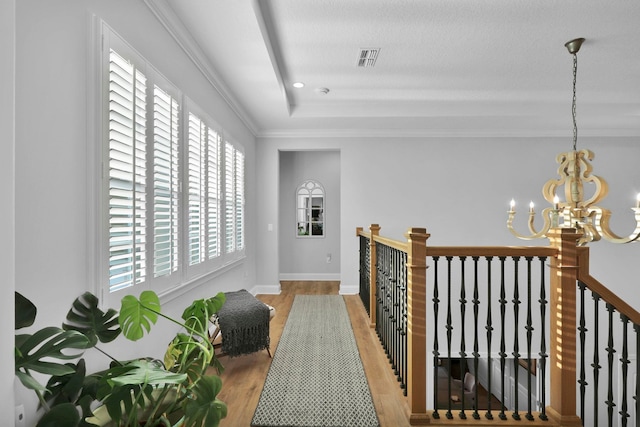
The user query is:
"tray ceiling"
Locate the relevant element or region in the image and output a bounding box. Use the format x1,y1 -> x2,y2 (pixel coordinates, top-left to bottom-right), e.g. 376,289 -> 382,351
159,0 -> 640,138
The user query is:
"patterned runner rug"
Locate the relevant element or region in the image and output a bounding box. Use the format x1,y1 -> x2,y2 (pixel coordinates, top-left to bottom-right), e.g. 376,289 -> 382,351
251,295 -> 380,427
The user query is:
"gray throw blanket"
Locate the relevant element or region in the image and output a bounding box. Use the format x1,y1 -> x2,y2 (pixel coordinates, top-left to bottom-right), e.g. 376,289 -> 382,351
217,289 -> 270,357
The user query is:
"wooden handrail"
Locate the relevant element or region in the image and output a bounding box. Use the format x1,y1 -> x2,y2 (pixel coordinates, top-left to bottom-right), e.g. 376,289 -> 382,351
356,227 -> 371,239
425,246 -> 557,258
372,234 -> 409,252
576,246 -> 640,325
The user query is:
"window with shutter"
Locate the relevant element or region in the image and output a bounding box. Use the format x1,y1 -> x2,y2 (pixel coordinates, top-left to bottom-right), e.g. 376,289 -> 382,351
108,49 -> 147,293
100,23 -> 245,300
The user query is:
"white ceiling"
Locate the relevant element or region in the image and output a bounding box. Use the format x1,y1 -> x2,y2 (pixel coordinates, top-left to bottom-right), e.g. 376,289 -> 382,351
156,0 -> 640,138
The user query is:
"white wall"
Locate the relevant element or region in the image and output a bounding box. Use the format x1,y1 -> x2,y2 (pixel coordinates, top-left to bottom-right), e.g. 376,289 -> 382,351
1,0 -> 16,422
256,136 -> 640,303
278,150 -> 341,280
14,1 -> 256,424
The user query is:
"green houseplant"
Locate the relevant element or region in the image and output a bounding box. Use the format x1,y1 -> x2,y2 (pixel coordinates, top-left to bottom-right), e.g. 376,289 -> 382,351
15,290 -> 227,427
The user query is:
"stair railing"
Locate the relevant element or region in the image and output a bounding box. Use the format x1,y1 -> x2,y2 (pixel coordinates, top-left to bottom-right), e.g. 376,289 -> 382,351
357,224 -> 637,426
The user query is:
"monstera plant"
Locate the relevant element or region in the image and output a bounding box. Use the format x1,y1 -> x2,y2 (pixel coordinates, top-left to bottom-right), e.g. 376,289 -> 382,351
15,290 -> 227,427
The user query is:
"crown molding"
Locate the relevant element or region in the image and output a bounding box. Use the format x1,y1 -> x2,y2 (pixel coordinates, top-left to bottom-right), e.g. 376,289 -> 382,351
143,0 -> 259,137
255,127 -> 640,139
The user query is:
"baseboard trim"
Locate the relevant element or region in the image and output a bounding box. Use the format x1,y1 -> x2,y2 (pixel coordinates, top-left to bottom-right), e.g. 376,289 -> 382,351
278,273 -> 341,281
339,284 -> 359,295
250,284 -> 281,295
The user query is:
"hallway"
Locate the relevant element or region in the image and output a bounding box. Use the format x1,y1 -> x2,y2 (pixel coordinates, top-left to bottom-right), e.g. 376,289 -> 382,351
215,281 -> 412,426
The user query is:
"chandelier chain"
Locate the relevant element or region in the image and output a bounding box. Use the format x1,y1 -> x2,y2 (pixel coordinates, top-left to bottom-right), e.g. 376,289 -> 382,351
572,52 -> 578,151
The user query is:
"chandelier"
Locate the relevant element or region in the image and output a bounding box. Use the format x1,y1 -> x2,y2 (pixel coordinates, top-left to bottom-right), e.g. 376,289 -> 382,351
507,38 -> 640,246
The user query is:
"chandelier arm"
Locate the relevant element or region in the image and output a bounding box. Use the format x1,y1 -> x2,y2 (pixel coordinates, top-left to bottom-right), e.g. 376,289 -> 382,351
507,208 -> 553,240
591,207 -> 640,244
577,223 -> 600,246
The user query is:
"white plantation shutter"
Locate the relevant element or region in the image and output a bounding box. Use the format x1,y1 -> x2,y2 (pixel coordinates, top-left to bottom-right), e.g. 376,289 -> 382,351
152,85 -> 180,277
188,113 -> 206,266
207,129 -> 221,259
108,49 -> 147,292
187,112 -> 222,266
225,142 -> 235,254
234,149 -> 245,251
224,142 -> 245,254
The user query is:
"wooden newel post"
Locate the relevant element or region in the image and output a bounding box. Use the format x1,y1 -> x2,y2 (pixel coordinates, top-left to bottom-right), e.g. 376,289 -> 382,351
405,227 -> 430,425
369,224 -> 381,329
547,227 -> 583,427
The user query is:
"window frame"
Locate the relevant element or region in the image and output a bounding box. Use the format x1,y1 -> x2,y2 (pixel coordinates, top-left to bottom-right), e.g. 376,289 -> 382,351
95,21 -> 245,307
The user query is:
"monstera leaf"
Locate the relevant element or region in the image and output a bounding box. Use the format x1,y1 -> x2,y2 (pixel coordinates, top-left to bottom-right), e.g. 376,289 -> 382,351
36,402 -> 80,427
42,359 -> 100,427
63,292 -> 120,346
181,293 -> 226,334
105,359 -> 187,389
183,375 -> 227,427
119,291 -> 161,341
15,291 -> 37,330
96,359 -> 187,425
15,327 -> 90,391
43,359 -> 87,406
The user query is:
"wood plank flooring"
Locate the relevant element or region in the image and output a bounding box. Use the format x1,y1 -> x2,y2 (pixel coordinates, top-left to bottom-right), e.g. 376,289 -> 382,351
214,281 -> 412,426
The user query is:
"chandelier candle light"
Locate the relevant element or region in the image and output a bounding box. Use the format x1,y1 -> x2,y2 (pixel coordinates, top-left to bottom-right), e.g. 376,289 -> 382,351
507,38 -> 640,246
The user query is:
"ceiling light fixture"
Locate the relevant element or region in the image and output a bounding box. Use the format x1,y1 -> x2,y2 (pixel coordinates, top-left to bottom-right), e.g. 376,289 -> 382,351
292,82 -> 305,88
507,38 -> 640,245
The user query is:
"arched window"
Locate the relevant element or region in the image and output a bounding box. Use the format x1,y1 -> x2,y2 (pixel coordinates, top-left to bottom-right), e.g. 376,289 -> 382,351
296,180 -> 324,237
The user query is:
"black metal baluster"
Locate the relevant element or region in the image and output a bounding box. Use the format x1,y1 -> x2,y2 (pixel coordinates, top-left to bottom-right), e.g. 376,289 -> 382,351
538,256 -> 548,421
382,244 -> 388,352
381,244 -> 389,354
498,256 -> 507,420
400,252 -> 408,396
459,256 -> 468,420
376,242 -> 383,341
384,245 -> 391,360
394,248 -> 401,382
432,256 -> 440,419
472,256 -> 480,420
592,292 -> 602,427
376,243 -> 383,343
634,323 -> 639,427
400,252 -> 407,395
446,256 -> 454,419
366,237 -> 370,314
525,256 -> 534,421
390,247 -> 397,375
619,315 -> 630,427
512,256 -> 521,421
578,281 -> 588,424
606,303 -> 616,427
359,236 -> 371,314
485,256 -> 495,420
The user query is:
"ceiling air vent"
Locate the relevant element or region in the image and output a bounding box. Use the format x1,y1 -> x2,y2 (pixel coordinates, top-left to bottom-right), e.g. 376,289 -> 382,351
357,48 -> 380,67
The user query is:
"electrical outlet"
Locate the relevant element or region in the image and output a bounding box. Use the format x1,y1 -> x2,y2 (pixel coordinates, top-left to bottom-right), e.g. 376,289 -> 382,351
15,404 -> 25,427
326,253 -> 332,263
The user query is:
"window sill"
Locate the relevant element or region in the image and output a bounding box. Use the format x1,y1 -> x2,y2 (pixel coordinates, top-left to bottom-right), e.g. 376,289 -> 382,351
157,255 -> 246,304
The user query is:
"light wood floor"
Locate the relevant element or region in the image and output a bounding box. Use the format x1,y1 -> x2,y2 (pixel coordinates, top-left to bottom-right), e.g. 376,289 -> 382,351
214,281 -> 412,426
